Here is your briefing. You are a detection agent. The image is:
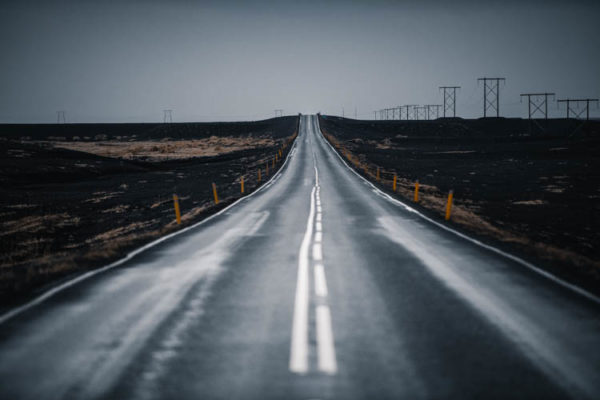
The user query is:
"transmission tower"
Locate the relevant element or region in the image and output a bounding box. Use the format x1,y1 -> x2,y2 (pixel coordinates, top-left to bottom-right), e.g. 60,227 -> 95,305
400,105 -> 415,120
425,105 -> 442,120
56,111 -> 66,124
557,99 -> 599,120
520,93 -> 555,119
478,77 -> 506,117
439,86 -> 460,117
163,109 -> 173,123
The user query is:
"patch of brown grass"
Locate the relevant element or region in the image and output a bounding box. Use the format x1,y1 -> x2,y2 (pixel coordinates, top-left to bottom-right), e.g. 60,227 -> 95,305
47,136 -> 278,161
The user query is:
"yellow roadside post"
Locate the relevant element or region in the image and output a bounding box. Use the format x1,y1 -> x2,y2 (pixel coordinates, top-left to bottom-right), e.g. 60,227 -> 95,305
414,180 -> 420,202
241,176 -> 245,194
266,162 -> 269,175
258,169 -> 262,183
272,157 -> 275,168
393,174 -> 397,192
212,183 -> 219,205
172,194 -> 181,225
445,190 -> 454,221
376,167 -> 380,182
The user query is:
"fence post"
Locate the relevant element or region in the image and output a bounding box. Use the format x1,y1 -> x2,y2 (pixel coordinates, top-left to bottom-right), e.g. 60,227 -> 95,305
414,181 -> 420,202
172,194 -> 181,224
212,183 -> 219,205
445,190 -> 454,220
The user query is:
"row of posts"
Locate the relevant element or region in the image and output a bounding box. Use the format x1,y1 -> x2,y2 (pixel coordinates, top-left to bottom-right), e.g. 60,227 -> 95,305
171,134 -> 296,224
376,167 -> 454,221
332,134 -> 455,222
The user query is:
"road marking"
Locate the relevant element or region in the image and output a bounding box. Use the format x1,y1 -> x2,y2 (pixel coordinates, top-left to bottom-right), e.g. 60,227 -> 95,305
312,243 -> 323,261
289,186 -> 316,374
317,206 -> 322,213
0,121 -> 303,326
315,117 -> 600,306
245,211 -> 270,236
316,222 -> 322,232
316,305 -> 337,375
314,264 -> 328,297
314,231 -> 322,243
316,213 -> 322,222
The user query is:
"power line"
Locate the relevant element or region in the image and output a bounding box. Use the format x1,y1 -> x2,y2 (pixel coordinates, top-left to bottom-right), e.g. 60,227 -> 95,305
424,105 -> 442,120
163,109 -> 173,123
439,86 -> 460,117
477,77 -> 506,117
556,98 -> 599,120
56,111 -> 66,124
520,93 -> 555,119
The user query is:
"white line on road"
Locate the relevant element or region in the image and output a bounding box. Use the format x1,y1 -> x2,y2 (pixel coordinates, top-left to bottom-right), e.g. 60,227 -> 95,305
0,124 -> 302,326
316,222 -> 322,232
316,213 -> 322,222
314,231 -> 322,243
317,206 -> 322,213
312,243 -> 323,261
289,186 -> 316,374
315,117 -> 600,306
314,264 -> 328,297
316,305 -> 338,375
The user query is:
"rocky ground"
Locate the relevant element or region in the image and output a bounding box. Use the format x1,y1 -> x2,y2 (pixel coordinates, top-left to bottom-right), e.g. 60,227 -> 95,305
319,115 -> 600,294
0,117 -> 298,303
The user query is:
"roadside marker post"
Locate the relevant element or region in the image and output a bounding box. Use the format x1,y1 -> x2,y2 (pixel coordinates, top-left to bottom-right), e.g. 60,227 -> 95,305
393,174 -> 397,192
212,183 -> 219,205
272,158 -> 275,169
376,167 -> 380,182
258,169 -> 262,183
445,190 -> 454,221
414,181 -> 420,202
266,163 -> 269,176
172,194 -> 181,225
241,176 -> 245,194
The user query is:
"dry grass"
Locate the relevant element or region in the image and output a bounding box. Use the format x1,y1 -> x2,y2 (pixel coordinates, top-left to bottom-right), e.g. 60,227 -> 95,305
1,213 -> 74,237
322,129 -> 600,272
48,136 -> 278,161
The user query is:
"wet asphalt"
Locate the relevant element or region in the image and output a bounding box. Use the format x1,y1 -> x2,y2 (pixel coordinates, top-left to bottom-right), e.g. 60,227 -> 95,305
0,115 -> 599,400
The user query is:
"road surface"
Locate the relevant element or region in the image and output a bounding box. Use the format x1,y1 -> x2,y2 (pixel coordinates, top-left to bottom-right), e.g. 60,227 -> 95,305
1,115 -> 600,399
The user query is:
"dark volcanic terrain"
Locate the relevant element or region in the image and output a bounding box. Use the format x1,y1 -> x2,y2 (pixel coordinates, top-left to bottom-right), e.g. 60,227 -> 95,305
0,117 -> 298,302
319,115 -> 600,293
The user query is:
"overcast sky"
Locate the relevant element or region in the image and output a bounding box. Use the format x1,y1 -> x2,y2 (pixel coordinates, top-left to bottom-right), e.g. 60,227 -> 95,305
1,0 -> 599,123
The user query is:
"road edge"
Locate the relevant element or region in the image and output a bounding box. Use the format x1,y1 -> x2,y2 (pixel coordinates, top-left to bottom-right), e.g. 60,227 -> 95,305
0,125 -> 302,325
314,115 -> 600,306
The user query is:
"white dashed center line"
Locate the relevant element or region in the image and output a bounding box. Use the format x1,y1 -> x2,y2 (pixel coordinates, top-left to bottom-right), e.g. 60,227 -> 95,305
289,164 -> 337,376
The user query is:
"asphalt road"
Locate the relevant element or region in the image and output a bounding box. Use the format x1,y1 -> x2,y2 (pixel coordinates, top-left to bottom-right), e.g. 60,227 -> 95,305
1,115 -> 600,399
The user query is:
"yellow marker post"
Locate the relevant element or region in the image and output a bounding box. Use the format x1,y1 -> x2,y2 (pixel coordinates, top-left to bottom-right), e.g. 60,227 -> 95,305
393,174 -> 397,192
241,176 -> 245,194
266,163 -> 269,175
279,149 -> 282,158
445,190 -> 454,221
212,183 -> 219,205
272,157 -> 275,168
414,180 -> 420,202
258,169 -> 262,183
376,167 -> 380,182
172,194 -> 181,225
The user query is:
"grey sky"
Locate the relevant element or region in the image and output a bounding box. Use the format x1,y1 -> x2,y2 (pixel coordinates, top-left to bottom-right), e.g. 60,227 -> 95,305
1,0 -> 599,122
